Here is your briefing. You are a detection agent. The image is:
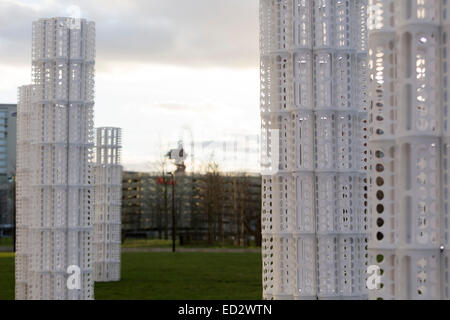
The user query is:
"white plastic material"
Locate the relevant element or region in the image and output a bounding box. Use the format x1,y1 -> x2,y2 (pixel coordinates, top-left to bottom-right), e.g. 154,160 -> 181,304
368,0 -> 450,300
260,0 -> 368,300
15,85 -> 33,299
15,17 -> 95,300
94,127 -> 122,282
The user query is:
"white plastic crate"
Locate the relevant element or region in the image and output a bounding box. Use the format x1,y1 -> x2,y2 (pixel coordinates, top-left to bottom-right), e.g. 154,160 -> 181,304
15,17 -> 95,300
93,127 -> 122,282
260,0 -> 368,300
368,0 -> 450,299
15,85 -> 34,300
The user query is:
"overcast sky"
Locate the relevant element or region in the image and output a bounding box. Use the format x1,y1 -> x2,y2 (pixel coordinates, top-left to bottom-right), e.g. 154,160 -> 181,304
0,0 -> 260,172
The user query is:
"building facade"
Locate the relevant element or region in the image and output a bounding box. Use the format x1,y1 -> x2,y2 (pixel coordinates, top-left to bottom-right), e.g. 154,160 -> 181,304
121,171 -> 261,245
122,171 -> 147,236
260,0 -> 368,299
0,104 -> 17,236
15,17 -> 96,300
0,104 -> 17,182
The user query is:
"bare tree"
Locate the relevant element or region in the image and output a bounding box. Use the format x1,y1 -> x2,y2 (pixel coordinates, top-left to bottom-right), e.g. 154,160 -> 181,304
200,162 -> 223,245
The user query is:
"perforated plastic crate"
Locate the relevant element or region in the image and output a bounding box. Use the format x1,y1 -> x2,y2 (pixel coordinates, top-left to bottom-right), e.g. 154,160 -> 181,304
15,85 -> 34,300
368,0 -> 450,300
93,127 -> 122,282
260,0 -> 368,300
15,17 -> 95,300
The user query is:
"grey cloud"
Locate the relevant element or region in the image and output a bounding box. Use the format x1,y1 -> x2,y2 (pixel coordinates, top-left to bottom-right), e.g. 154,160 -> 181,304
0,0 -> 259,69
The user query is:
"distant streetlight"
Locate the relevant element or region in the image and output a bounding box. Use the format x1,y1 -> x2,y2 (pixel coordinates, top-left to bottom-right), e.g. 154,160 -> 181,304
168,172 -> 176,253
165,141 -> 187,253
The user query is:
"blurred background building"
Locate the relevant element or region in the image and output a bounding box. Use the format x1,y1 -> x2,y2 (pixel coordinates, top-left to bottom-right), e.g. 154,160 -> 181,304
0,104 -> 17,237
121,171 -> 261,247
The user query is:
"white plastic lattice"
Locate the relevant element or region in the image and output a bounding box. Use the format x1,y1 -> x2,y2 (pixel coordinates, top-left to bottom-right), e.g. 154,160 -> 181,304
260,0 -> 368,300
93,127 -> 122,282
368,0 -> 450,300
15,85 -> 34,300
15,17 -> 95,300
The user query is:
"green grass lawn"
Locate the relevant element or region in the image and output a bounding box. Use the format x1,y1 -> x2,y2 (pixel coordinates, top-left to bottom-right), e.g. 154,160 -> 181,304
0,252 -> 262,300
0,253 -> 14,300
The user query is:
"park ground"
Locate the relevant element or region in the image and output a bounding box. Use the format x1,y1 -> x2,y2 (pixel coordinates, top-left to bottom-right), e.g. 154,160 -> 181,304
0,248 -> 262,300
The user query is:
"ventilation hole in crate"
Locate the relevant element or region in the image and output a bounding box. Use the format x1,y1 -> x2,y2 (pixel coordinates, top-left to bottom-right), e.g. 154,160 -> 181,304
377,204 -> 384,214
377,232 -> 384,241
377,218 -> 384,227
376,177 -> 384,186
376,190 -> 384,200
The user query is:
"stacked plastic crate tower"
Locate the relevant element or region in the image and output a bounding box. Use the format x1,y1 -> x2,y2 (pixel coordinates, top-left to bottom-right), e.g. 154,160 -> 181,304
15,17 -> 96,300
260,0 -> 368,299
93,127 -> 122,282
15,85 -> 33,299
367,0 -> 450,300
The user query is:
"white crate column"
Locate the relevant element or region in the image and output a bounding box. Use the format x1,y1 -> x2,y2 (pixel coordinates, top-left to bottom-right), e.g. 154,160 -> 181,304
368,0 -> 450,300
94,127 -> 122,282
260,0 -> 368,300
15,17 -> 96,300
15,85 -> 34,299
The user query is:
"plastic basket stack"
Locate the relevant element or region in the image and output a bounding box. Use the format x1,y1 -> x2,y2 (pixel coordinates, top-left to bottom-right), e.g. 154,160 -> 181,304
93,127 -> 122,282
368,0 -> 450,300
15,17 -> 95,300
15,85 -> 34,299
260,0 -> 368,300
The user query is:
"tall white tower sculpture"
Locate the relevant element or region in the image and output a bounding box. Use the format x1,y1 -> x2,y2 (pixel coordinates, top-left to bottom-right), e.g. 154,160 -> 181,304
15,85 -> 34,299
94,127 -> 122,282
15,17 -> 96,300
368,0 -> 450,299
260,0 -> 368,299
